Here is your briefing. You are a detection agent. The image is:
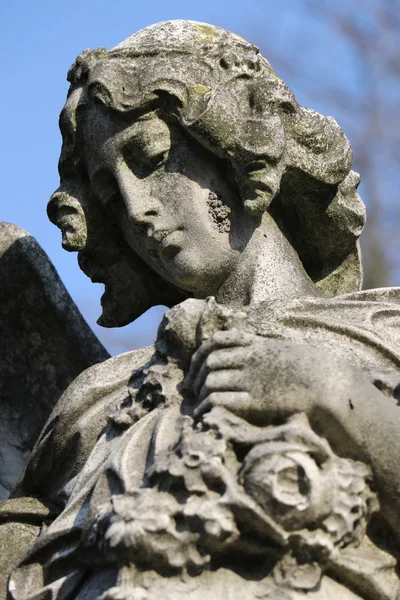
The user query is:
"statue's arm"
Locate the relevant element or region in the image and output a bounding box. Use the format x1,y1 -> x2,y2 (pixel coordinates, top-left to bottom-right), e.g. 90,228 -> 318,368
186,330 -> 400,539
314,363 -> 400,539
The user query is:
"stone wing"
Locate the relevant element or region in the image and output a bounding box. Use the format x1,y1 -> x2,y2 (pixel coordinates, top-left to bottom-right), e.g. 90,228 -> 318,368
0,222 -> 109,498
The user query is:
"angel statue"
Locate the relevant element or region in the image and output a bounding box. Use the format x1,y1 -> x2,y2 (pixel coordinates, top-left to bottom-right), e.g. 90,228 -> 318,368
1,20 -> 400,600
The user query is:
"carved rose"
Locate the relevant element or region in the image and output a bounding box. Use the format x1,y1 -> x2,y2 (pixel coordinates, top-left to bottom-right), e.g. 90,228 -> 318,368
202,407 -> 378,590
240,422 -> 377,549
241,441 -> 336,531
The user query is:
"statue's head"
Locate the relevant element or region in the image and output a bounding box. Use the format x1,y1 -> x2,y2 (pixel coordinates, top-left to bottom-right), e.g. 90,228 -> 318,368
48,20 -> 366,326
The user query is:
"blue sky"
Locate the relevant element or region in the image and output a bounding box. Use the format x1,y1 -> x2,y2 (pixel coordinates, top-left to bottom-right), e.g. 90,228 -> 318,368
1,0 -> 398,355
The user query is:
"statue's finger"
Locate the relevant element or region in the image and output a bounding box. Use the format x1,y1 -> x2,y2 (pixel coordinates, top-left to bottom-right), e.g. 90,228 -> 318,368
192,347 -> 248,397
185,329 -> 252,385
194,391 -> 251,419
198,369 -> 244,403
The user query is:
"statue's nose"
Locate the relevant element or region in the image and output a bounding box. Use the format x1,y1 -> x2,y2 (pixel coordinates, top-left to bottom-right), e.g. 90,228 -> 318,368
115,168 -> 161,225
47,190 -> 87,251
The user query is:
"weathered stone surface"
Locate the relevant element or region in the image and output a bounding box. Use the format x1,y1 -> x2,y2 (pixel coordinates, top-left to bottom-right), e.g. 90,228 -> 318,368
2,20 -> 400,600
0,223 -> 109,498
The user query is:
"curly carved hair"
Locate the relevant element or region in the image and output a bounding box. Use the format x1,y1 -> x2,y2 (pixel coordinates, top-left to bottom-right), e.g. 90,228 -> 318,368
53,20 -> 366,298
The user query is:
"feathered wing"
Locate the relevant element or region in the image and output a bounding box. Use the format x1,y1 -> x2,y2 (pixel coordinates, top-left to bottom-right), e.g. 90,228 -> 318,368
0,222 -> 109,498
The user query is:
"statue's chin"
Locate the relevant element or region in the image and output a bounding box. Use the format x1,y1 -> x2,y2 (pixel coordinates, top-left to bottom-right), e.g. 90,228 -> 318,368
97,311 -> 128,328
97,311 -> 131,328
97,289 -> 140,328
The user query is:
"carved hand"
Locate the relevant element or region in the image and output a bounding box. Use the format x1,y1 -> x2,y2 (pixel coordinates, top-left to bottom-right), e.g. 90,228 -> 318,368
185,330 -> 327,425
186,328 -> 400,540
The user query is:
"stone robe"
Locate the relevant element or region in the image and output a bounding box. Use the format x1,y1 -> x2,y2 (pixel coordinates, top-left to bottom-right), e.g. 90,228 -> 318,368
4,289 -> 400,600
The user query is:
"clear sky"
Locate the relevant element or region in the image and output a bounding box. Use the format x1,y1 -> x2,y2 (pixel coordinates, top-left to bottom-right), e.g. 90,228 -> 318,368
1,0 -> 397,355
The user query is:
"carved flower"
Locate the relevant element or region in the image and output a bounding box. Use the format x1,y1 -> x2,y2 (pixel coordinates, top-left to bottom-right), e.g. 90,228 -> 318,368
89,488 -> 207,572
183,494 -> 239,548
87,401 -> 377,594
148,418 -> 228,494
203,408 -> 378,591
88,473 -> 239,574
240,432 -> 376,548
241,441 -> 335,531
237,415 -> 378,591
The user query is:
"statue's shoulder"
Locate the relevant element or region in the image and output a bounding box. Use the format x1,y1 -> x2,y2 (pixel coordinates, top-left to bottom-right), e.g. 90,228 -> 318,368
338,286 -> 400,304
16,345 -> 155,502
51,344 -> 155,422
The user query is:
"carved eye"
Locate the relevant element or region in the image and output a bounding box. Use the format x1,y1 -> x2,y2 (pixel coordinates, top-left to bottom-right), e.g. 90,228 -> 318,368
88,81 -> 112,107
124,143 -> 167,179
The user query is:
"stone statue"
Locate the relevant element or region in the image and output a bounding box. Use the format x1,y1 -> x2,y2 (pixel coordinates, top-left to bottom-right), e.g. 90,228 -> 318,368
1,20 -> 400,600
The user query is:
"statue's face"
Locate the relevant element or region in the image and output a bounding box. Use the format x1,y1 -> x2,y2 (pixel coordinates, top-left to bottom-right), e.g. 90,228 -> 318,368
80,105 -> 244,296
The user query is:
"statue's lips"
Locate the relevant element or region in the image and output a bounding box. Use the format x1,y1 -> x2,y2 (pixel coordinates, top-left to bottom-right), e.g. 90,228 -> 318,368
151,228 -> 183,244
152,229 -> 183,258
152,229 -> 174,243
